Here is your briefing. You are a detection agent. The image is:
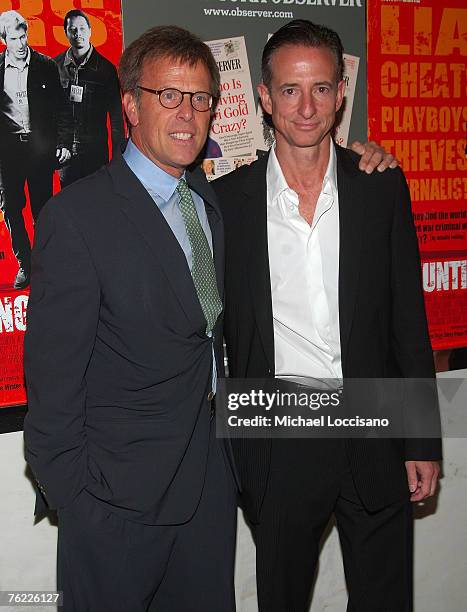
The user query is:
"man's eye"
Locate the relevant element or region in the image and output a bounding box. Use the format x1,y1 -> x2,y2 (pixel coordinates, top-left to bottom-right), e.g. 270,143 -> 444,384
317,86 -> 330,94
283,88 -> 296,96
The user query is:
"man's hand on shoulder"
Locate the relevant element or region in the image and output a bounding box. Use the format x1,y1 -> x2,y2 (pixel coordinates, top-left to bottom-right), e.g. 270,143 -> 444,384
405,460 -> 440,502
350,140 -> 399,174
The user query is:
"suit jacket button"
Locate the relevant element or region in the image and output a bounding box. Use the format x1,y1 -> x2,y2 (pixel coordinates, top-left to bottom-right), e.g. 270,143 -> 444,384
207,391 -> 215,401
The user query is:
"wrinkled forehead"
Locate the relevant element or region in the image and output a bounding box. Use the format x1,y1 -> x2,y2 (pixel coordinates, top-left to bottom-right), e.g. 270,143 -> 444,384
5,25 -> 27,38
67,16 -> 90,30
143,56 -> 210,83
144,54 -> 203,72
269,44 -> 340,82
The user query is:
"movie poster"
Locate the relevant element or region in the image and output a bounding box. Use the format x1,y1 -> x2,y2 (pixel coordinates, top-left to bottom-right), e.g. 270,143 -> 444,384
0,1 -> 124,408
367,0 -> 467,351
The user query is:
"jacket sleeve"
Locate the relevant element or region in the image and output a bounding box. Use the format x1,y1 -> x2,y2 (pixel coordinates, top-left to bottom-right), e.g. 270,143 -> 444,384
23,199 -> 100,509
51,60 -> 73,151
107,63 -> 125,151
389,168 -> 442,461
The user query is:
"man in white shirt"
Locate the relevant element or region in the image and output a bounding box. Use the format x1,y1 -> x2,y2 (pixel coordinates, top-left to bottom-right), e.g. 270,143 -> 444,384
215,19 -> 441,612
0,10 -> 71,289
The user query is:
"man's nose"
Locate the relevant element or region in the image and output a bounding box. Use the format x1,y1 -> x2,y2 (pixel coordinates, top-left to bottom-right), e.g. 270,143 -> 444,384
298,91 -> 317,118
176,94 -> 195,120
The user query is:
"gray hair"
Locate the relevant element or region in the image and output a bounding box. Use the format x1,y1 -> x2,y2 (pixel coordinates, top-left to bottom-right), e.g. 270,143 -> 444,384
0,10 -> 27,42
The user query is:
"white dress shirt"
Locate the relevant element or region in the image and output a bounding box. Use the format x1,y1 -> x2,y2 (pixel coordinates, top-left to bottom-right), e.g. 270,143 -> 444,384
3,48 -> 31,133
267,141 -> 343,383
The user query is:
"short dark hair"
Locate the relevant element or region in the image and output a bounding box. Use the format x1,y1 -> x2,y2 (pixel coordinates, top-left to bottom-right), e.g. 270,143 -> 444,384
262,19 -> 344,89
64,10 -> 90,32
119,25 -> 220,106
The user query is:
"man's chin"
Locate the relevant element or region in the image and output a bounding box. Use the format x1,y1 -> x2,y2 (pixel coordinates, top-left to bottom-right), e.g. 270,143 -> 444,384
289,130 -> 331,150
169,145 -> 204,167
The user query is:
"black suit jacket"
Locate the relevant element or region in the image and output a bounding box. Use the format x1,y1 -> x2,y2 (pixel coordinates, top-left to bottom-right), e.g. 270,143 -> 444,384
0,48 -> 72,162
24,151 -> 225,525
213,145 -> 442,521
54,47 -> 124,154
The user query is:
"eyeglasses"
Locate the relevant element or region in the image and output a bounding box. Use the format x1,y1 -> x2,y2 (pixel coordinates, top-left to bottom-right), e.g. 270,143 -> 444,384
136,86 -> 215,112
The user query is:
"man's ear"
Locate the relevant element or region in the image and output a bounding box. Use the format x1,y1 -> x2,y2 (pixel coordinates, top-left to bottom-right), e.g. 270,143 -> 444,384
335,79 -> 346,113
257,82 -> 273,116
123,91 -> 139,128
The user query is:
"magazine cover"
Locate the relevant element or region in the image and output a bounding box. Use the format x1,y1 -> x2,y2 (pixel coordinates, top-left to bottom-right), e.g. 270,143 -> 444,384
204,36 -> 258,159
334,53 -> 360,147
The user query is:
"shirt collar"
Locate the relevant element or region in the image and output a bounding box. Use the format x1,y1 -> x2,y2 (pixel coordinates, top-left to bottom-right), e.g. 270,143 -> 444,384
267,139 -> 338,205
323,139 -> 338,198
266,145 -> 291,207
5,46 -> 30,69
64,44 -> 93,68
123,138 -> 183,201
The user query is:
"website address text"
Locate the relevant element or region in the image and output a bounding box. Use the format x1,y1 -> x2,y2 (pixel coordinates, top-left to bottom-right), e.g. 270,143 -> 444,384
204,8 -> 294,18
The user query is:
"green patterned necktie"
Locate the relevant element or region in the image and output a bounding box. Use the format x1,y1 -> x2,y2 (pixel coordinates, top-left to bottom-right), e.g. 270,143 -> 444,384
177,178 -> 222,334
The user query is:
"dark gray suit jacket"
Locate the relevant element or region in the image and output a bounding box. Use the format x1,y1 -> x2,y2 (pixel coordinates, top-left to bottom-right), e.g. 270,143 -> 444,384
24,151 -> 226,525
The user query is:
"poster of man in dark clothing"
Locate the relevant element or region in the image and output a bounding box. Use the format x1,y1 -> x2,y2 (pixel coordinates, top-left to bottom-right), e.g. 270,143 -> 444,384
54,9 -> 124,188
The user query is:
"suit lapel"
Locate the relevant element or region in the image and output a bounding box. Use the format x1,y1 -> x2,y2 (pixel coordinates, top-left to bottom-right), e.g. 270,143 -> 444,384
107,152 -> 207,332
336,145 -> 365,372
26,49 -> 37,98
1,52 -> 7,107
243,154 -> 275,373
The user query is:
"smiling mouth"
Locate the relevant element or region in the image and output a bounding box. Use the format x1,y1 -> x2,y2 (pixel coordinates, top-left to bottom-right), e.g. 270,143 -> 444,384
170,133 -> 194,141
295,122 -> 320,129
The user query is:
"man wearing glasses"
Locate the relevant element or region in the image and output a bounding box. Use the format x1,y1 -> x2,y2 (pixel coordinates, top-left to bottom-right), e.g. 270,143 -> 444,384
24,25 -> 237,612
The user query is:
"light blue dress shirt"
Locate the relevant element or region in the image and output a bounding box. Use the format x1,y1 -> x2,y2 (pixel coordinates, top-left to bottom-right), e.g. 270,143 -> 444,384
123,139 -> 217,391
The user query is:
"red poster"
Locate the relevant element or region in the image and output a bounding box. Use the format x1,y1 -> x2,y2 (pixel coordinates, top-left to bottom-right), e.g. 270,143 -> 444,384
0,1 -> 124,407
367,0 -> 467,350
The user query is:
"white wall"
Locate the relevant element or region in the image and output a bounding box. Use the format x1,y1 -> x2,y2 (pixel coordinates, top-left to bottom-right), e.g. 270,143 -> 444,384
1,373 -> 466,611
